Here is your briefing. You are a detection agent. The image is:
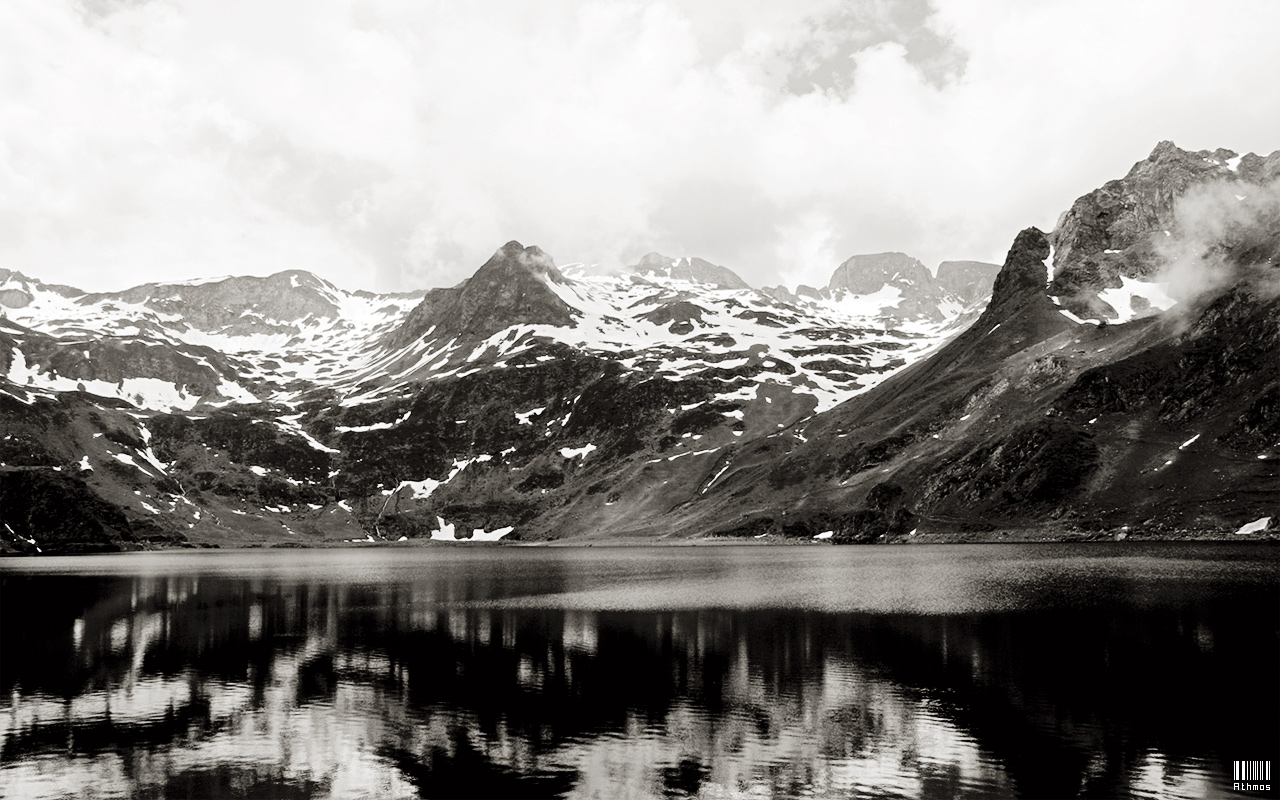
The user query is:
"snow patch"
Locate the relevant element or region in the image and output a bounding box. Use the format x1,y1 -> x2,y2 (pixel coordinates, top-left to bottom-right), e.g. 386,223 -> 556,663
1235,517 -> 1270,535
469,526 -> 514,542
112,453 -> 150,473
1097,276 -> 1177,323
428,516 -> 514,542
515,406 -> 546,425
336,410 -> 411,433
560,444 -> 597,460
1058,309 -> 1100,325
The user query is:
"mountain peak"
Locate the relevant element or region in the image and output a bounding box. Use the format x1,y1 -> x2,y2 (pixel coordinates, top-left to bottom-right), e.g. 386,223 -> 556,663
936,261 -> 1002,304
827,253 -> 931,294
990,228 -> 1050,307
1051,141 -> 1280,319
637,252 -> 673,267
488,241 -> 564,283
388,241 -> 576,346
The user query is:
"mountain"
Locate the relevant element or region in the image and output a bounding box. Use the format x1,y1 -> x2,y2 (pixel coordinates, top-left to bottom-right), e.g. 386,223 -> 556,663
3,141 -> 1275,552
563,253 -> 752,291
387,241 -> 576,348
684,142 -> 1280,541
1,234 -> 990,551
1049,141 -> 1280,321
937,261 -> 1003,304
762,253 -> 999,325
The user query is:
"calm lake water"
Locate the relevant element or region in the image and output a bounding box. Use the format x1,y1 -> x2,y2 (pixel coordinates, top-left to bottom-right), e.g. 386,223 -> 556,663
1,544 -> 1277,799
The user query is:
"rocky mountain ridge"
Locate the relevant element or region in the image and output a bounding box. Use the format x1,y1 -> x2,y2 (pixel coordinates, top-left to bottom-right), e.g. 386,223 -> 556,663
761,253 -> 1000,324
2,234 -> 989,551
685,143 -> 1280,541
2,141 -> 1277,552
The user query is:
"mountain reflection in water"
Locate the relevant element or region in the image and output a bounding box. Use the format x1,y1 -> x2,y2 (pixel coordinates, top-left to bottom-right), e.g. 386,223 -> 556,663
1,545 -> 1276,799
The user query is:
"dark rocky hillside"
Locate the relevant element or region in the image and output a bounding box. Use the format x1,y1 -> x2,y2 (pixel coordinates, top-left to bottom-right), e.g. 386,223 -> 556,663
688,143 -> 1280,540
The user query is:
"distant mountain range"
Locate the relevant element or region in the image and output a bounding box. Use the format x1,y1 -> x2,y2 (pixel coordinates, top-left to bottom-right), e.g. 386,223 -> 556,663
2,141 -> 1277,552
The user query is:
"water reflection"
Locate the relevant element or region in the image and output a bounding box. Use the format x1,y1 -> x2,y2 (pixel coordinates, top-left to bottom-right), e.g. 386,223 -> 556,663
1,547 -> 1277,799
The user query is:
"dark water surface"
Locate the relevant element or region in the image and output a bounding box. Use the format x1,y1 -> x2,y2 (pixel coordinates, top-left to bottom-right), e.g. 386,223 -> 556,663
1,544 -> 1277,799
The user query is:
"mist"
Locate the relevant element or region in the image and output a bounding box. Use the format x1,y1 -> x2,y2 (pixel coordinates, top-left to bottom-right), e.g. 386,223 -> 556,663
2,1 -> 1280,293
1155,176 -> 1280,305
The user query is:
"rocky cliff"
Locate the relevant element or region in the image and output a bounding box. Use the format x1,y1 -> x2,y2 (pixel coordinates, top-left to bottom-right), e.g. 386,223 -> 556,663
686,142 -> 1280,540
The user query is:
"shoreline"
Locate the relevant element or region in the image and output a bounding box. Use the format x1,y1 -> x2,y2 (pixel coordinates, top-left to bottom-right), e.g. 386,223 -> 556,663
4,528 -> 1277,557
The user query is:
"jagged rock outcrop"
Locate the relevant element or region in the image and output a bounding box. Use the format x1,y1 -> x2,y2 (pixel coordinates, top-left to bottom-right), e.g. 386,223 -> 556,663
1049,141 -> 1280,319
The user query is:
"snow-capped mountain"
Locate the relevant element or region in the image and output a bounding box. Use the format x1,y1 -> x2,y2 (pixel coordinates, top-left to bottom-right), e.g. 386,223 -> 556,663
3,140 -> 1274,553
1,240 -> 993,552
0,268 -> 425,410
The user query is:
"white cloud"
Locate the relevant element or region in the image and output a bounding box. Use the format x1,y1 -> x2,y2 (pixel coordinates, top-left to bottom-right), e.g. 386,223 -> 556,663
1,0 -> 1277,293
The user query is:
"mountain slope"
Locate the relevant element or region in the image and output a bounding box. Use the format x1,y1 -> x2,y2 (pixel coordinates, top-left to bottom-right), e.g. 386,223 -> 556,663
687,143 -> 1280,540
3,237 -> 990,550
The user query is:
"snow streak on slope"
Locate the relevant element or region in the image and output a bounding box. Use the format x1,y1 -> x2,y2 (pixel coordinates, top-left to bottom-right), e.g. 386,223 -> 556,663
506,270 -> 974,412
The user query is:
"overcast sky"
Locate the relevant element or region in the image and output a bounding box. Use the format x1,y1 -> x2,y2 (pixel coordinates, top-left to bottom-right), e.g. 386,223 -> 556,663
2,0 -> 1278,294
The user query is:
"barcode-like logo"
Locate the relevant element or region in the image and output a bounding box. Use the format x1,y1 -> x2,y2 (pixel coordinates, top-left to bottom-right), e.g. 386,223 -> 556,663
1234,760 -> 1270,786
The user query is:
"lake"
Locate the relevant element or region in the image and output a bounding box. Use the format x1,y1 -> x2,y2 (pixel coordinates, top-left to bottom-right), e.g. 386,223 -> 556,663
1,544 -> 1277,799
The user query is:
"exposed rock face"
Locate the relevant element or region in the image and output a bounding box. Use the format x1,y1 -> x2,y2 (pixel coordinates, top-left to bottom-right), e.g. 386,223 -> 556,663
0,269 -> 83,301
828,252 -> 933,294
639,301 -> 708,335
761,252 -> 1001,324
0,289 -> 32,308
2,265 -> 427,412
937,261 -> 1001,304
1049,141 -> 1280,319
988,229 -> 1051,312
628,253 -> 751,290
87,270 -> 344,330
3,324 -> 238,399
388,241 -> 577,346
685,148 -> 1280,540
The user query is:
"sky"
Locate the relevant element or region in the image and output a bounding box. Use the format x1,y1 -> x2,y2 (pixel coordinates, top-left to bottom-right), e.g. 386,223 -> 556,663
2,0 -> 1279,294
